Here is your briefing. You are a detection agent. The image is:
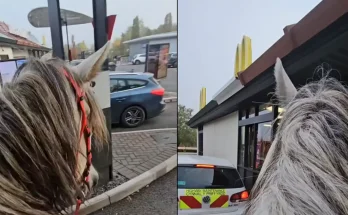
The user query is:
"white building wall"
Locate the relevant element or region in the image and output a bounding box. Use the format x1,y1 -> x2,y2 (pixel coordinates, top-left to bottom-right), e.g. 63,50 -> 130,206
12,49 -> 29,59
0,46 -> 14,59
203,111 -> 239,166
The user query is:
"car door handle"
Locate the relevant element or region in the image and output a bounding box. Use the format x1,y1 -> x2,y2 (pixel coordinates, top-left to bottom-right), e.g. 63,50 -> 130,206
115,98 -> 126,102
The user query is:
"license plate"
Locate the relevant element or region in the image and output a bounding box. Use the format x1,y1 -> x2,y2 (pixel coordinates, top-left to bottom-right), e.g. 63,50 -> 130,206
185,189 -> 226,196
179,189 -> 228,210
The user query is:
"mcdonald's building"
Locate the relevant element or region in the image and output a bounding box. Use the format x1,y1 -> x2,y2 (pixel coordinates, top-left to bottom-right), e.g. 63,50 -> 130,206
187,0 -> 348,190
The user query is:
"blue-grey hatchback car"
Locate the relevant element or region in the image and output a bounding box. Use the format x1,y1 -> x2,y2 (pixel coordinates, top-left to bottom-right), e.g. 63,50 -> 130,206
109,72 -> 166,127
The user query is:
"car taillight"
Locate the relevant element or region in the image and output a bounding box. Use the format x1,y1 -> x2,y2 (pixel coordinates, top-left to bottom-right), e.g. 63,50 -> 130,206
195,164 -> 215,168
230,191 -> 249,202
151,88 -> 165,96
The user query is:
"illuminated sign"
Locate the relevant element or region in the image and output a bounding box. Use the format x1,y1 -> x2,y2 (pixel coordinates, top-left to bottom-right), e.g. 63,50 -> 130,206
234,36 -> 252,78
199,87 -> 206,110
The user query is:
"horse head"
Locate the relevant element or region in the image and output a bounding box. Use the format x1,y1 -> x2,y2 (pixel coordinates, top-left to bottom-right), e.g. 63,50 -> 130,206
0,42 -> 111,215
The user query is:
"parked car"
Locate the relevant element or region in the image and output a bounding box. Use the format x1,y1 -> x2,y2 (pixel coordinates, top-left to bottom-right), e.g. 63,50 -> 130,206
109,72 -> 166,127
132,54 -> 146,65
167,52 -> 177,68
70,59 -> 117,71
178,155 -> 247,215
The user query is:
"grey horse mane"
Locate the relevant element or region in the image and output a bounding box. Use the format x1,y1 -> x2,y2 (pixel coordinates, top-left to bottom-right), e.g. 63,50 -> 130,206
245,58 -> 348,215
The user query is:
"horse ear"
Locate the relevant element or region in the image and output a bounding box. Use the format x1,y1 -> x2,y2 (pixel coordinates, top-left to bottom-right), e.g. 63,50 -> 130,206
41,51 -> 53,61
274,58 -> 297,106
74,41 -> 111,82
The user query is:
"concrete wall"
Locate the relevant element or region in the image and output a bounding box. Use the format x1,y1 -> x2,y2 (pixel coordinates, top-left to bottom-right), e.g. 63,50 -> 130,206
0,46 -> 13,59
128,37 -> 177,61
202,111 -> 239,166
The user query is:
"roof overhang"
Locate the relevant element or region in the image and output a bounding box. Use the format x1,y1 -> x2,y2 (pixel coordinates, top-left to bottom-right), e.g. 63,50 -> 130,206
123,32 -> 177,45
0,33 -> 16,44
0,42 -> 51,51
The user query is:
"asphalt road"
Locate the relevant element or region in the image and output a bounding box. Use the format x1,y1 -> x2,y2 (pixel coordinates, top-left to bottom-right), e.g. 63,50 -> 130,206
112,102 -> 177,132
91,168 -> 177,215
116,64 -> 177,92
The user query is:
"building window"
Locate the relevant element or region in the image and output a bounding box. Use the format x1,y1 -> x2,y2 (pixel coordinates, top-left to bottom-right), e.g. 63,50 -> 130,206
241,110 -> 247,120
198,125 -> 203,156
246,125 -> 257,168
0,55 -> 9,60
239,126 -> 246,166
255,122 -> 272,170
238,103 -> 278,169
249,107 -> 256,118
259,103 -> 272,115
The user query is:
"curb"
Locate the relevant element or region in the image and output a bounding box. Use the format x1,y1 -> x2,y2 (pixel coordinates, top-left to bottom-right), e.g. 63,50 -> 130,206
71,154 -> 177,215
163,97 -> 177,103
111,128 -> 177,134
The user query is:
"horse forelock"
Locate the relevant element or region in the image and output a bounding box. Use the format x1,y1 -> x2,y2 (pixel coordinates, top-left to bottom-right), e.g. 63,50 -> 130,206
0,58 -> 107,215
246,77 -> 348,215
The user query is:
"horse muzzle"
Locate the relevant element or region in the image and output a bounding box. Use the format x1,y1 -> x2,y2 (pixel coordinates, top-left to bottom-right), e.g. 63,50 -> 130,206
89,165 -> 99,188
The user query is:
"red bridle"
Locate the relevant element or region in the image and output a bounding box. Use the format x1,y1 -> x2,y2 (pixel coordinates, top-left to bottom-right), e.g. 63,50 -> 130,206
62,69 -> 92,215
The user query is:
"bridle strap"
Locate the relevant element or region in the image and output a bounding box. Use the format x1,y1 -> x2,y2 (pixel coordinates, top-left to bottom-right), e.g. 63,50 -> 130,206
61,69 -> 92,215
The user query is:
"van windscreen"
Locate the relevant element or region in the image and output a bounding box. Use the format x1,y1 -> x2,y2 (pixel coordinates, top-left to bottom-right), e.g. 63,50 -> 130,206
178,166 -> 244,189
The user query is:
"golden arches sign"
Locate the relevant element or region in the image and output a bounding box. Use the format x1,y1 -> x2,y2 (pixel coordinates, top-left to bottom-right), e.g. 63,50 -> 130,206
234,36 -> 252,78
199,87 -> 206,110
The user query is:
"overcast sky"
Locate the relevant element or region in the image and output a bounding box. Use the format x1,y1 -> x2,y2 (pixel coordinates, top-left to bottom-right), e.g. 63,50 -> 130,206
0,0 -> 177,47
178,0 -> 321,114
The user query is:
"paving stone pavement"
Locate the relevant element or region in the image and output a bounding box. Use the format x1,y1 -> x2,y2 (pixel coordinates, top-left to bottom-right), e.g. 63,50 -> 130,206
112,129 -> 177,179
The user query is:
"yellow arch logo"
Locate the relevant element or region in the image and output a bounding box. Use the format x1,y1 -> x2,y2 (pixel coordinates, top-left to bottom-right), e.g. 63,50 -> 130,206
199,87 -> 206,110
234,36 -> 252,78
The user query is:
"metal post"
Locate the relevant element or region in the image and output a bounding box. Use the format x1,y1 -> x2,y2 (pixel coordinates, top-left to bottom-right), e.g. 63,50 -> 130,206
47,0 -> 65,59
144,44 -> 149,73
92,0 -> 113,185
64,22 -> 71,61
93,0 -> 108,71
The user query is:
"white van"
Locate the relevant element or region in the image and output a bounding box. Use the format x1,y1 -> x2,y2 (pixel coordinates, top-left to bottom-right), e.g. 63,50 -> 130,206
178,155 -> 247,215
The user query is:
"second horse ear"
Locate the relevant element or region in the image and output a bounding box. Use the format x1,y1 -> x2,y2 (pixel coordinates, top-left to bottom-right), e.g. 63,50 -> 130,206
274,58 -> 297,107
74,41 -> 111,83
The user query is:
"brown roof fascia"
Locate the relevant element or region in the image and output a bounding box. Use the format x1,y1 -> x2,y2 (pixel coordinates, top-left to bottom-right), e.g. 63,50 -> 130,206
238,0 -> 348,85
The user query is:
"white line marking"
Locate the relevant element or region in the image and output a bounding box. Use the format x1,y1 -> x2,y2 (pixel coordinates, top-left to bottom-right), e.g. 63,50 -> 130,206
112,127 -> 177,134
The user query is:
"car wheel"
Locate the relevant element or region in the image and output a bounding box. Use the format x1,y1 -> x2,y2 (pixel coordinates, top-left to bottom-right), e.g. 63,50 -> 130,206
135,60 -> 140,65
121,106 -> 146,128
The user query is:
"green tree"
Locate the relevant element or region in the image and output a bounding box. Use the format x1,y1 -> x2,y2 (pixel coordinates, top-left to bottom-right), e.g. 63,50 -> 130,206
131,16 -> 140,39
178,104 -> 197,147
164,13 -> 173,32
139,19 -> 152,37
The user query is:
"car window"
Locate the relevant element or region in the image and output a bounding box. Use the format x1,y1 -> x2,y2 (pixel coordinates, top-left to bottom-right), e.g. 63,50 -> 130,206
148,77 -> 160,86
139,54 -> 146,57
117,80 -> 129,91
110,79 -> 129,92
110,79 -> 118,93
172,54 -> 177,57
127,79 -> 147,89
178,166 -> 244,189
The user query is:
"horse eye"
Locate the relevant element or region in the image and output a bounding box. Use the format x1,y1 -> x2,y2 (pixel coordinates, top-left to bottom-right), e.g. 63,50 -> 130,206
90,81 -> 96,87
